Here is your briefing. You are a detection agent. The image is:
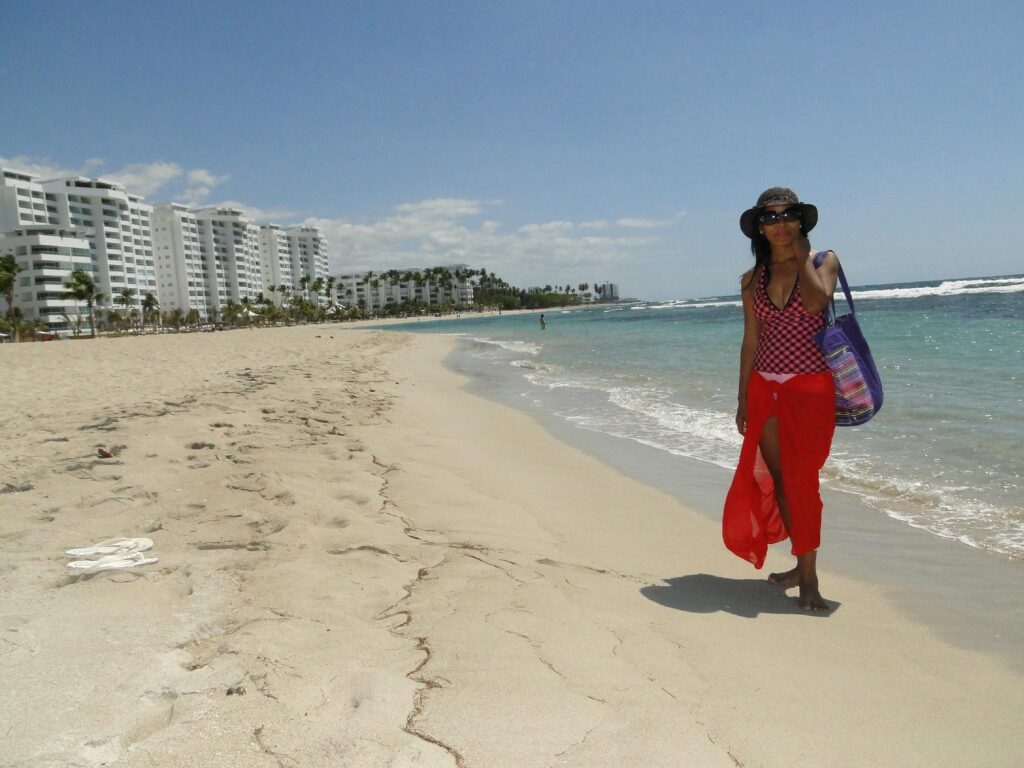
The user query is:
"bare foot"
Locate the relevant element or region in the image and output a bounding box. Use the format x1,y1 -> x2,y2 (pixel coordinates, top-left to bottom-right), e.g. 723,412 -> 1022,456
768,567 -> 799,588
798,585 -> 830,611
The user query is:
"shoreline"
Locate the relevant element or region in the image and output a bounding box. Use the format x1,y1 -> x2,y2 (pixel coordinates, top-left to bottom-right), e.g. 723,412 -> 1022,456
0,306 -> 563,345
439,335 -> 1024,663
1,327 -> 1020,766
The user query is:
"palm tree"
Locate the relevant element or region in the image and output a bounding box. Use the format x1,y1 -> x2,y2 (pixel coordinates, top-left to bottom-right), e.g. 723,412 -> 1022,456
223,299 -> 242,327
240,296 -> 254,326
141,292 -> 159,332
62,269 -> 105,338
167,307 -> 184,330
299,275 -> 311,301
26,315 -> 48,339
1,254 -> 25,342
115,288 -> 138,333
325,276 -> 336,309
105,308 -> 123,332
369,278 -> 381,314
414,272 -> 426,305
61,311 -> 84,338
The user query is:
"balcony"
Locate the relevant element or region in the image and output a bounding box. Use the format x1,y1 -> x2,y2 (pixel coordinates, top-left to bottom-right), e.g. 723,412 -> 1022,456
31,265 -> 75,279
35,293 -> 76,306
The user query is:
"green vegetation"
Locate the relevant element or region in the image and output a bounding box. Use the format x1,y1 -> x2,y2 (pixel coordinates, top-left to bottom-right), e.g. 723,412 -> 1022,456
2,263 -> 614,340
0,254 -> 25,341
365,267 -> 594,316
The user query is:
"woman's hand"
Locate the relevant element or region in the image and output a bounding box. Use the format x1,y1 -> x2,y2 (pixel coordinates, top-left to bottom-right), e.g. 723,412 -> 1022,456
736,400 -> 748,435
796,231 -> 811,264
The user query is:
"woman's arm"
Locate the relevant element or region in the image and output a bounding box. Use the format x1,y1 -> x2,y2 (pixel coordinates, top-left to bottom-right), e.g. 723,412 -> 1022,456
736,269 -> 760,435
799,245 -> 839,314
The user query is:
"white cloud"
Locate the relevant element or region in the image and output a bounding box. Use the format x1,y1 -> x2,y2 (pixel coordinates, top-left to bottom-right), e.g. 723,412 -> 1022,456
0,153 -> 679,290
0,154 -> 97,180
105,161 -> 183,197
395,198 -> 483,217
203,200 -> 300,223
517,220 -> 574,234
615,210 -> 687,228
183,168 -> 231,206
580,210 -> 686,230
308,198 -> 666,287
615,217 -> 662,228
0,154 -> 230,205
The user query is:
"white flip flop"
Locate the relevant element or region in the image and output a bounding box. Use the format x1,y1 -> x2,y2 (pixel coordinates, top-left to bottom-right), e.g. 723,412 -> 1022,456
67,552 -> 159,572
65,537 -> 154,558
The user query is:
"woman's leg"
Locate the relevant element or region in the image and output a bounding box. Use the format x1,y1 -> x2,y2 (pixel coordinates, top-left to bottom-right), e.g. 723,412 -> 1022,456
759,417 -> 798,586
759,416 -> 828,610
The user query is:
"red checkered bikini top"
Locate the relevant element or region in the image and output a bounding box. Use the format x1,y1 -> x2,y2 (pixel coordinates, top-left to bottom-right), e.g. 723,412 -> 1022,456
753,265 -> 829,374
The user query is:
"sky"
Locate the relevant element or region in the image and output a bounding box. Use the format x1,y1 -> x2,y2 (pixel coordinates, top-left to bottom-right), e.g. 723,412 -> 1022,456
2,1 -> 1022,300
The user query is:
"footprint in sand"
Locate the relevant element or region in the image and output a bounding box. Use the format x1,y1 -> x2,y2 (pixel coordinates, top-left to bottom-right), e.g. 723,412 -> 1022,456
1,482 -> 33,494
79,416 -> 119,432
226,472 -> 266,494
247,518 -> 288,536
177,633 -> 229,672
195,541 -> 270,552
122,691 -> 178,748
331,489 -> 372,507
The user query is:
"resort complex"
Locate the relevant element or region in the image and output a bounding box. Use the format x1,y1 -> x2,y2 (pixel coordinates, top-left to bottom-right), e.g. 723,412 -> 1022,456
0,162 -> 628,340
0,164 -> 479,337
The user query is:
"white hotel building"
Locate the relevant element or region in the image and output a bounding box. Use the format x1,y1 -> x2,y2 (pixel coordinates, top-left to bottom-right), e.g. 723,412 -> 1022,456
1,165 -> 157,335
331,264 -> 474,313
0,226 -> 92,334
0,166 -> 58,230
257,224 -> 330,305
289,226 -> 329,290
258,224 -> 295,303
192,207 -> 264,307
3,164 -> 332,332
152,203 -> 209,317
46,176 -> 158,306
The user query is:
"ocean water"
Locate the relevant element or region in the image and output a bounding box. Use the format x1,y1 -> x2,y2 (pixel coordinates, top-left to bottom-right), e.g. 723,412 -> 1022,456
388,274 -> 1024,560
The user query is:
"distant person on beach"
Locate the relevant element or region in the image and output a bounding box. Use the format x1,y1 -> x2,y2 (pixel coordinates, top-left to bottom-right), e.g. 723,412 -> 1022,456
539,313 -> 546,330
723,187 -> 840,611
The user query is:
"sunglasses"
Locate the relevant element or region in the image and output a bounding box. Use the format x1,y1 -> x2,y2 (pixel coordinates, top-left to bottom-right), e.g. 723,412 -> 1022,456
757,208 -> 802,226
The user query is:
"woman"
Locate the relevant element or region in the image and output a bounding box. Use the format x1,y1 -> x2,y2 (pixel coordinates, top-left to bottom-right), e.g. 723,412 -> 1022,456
723,187 -> 839,611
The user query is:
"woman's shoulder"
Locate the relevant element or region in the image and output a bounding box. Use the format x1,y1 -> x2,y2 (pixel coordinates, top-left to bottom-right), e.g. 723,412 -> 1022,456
813,249 -> 838,268
739,267 -> 756,293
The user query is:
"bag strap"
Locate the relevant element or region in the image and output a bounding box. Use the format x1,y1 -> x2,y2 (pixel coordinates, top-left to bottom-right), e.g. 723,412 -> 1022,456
812,250 -> 856,322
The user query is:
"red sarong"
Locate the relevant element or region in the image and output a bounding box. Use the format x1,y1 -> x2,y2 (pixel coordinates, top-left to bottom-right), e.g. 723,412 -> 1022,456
723,371 -> 836,568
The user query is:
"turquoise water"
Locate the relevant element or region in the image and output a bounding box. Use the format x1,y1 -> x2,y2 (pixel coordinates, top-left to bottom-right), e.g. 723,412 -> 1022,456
389,274 -> 1024,559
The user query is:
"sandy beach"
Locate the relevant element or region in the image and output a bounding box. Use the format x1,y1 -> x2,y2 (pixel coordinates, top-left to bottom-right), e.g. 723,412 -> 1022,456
1,325 -> 1020,767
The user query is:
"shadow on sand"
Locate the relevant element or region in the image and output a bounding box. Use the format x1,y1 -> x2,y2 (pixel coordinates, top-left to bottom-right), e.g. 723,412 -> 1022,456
641,574 -> 839,618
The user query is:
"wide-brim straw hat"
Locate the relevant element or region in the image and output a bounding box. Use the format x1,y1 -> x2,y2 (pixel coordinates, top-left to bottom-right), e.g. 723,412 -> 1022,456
739,187 -> 818,239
